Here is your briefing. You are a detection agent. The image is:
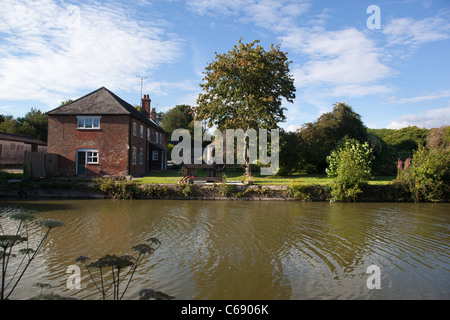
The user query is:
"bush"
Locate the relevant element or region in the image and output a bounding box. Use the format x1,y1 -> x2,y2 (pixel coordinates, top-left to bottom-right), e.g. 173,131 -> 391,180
326,138 -> 374,201
287,181 -> 311,200
397,147 -> 450,202
96,178 -> 140,199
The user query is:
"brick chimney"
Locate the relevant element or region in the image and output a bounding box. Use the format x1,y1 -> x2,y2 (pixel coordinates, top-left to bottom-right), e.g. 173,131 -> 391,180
151,107 -> 156,121
141,94 -> 151,119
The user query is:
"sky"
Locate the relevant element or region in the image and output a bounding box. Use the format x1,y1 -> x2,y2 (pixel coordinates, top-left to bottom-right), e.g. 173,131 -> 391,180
0,0 -> 449,132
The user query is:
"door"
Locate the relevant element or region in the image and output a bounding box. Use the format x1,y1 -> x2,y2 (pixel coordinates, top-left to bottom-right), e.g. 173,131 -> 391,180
77,151 -> 86,175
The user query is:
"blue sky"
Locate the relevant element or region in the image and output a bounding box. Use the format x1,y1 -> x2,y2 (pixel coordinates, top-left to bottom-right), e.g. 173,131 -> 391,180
0,0 -> 449,131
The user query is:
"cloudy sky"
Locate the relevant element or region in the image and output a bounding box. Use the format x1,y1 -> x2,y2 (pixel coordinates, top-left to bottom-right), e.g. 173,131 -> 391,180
0,0 -> 449,131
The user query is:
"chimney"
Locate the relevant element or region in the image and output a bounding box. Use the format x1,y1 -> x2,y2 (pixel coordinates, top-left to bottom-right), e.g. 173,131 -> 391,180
151,107 -> 156,121
141,94 -> 151,119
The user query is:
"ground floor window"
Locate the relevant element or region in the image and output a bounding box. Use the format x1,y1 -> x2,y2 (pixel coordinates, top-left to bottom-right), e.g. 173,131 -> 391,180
139,147 -> 144,165
86,151 -> 99,164
152,150 -> 158,161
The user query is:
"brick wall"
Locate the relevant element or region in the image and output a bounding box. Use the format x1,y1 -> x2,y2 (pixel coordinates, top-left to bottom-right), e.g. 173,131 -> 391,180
48,115 -> 130,177
48,114 -> 167,177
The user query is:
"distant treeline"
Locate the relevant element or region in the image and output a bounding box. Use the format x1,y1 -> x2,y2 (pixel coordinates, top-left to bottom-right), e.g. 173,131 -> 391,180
279,103 -> 449,176
0,108 -> 48,142
1,104 -> 449,177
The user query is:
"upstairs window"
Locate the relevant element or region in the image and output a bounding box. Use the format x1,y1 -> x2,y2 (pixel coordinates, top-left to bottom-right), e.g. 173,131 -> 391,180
133,122 -> 137,136
147,128 -> 150,141
140,125 -> 144,139
77,116 -> 101,129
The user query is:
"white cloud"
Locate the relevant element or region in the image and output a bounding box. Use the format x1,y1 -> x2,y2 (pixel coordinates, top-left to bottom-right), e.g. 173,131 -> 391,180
186,0 -> 246,16
389,90 -> 450,104
286,28 -> 393,95
0,0 -> 183,106
383,13 -> 450,47
387,107 -> 450,129
186,0 -> 310,32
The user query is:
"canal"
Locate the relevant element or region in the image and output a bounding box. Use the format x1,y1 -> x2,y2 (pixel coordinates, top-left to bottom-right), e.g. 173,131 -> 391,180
0,199 -> 449,300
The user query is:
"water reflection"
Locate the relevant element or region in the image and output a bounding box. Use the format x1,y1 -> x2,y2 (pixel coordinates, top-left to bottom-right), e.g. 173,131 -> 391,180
0,200 -> 449,300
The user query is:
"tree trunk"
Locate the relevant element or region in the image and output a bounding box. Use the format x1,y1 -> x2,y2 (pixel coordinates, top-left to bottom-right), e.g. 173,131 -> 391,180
243,138 -> 252,178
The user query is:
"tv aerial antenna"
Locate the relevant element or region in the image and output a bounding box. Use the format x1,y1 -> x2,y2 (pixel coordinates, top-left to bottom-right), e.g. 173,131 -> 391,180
137,76 -> 147,106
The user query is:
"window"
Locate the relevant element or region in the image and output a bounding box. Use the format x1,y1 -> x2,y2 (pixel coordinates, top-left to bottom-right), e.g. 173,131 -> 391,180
152,150 -> 158,161
133,122 -> 137,136
147,128 -> 150,141
147,148 -> 149,161
86,151 -> 99,164
77,116 -> 101,129
156,132 -> 159,144
139,147 -> 143,165
140,125 -> 144,139
132,146 -> 137,165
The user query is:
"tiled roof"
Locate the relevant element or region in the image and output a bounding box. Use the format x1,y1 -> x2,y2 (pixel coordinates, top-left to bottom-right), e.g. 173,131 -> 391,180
47,87 -> 165,132
0,132 -> 46,145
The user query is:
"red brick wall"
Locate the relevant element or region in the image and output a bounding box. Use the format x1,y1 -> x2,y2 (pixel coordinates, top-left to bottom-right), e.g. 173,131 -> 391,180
48,115 -> 130,177
48,114 -> 167,177
129,119 -> 146,176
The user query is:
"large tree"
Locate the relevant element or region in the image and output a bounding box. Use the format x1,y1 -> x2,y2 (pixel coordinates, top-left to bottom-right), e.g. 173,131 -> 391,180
298,102 -> 368,172
195,39 -> 296,175
160,104 -> 194,137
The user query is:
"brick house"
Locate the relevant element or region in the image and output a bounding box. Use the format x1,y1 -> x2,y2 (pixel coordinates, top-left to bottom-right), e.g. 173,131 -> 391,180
47,87 -> 167,177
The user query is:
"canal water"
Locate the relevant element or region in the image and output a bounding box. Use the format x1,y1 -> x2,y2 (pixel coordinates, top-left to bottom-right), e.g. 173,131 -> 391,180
0,199 -> 449,300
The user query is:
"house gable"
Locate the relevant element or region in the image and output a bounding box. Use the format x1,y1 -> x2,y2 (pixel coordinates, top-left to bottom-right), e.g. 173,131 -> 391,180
47,86 -> 165,133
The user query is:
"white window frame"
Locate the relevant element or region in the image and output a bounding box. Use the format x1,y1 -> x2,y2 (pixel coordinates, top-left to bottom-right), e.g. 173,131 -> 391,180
87,151 -> 99,164
77,116 -> 101,129
132,146 -> 137,165
139,147 -> 143,165
77,148 -> 99,164
152,150 -> 158,161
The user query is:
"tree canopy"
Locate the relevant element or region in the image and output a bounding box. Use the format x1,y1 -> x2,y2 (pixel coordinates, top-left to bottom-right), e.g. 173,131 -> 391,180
0,108 -> 48,142
195,38 -> 296,130
295,102 -> 368,172
160,104 -> 194,137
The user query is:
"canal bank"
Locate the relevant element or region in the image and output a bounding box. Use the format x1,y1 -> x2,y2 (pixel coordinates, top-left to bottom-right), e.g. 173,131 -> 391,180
0,177 -> 434,202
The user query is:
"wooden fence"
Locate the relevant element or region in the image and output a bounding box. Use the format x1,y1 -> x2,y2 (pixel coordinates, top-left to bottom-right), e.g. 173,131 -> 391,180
23,152 -> 58,178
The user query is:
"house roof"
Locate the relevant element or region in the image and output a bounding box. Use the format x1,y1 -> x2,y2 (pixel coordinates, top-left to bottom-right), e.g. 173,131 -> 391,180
47,87 -> 165,133
0,132 -> 47,146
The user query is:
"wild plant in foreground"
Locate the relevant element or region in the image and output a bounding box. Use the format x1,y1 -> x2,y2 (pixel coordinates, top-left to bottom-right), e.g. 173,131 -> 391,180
0,210 -> 65,300
76,237 -> 173,300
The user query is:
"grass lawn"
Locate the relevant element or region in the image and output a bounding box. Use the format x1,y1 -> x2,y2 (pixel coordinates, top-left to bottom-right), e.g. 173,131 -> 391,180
135,168 -> 395,186
0,170 -> 24,182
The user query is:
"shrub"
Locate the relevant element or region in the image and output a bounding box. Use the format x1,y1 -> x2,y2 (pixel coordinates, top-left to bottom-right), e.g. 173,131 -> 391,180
398,147 -> 450,202
326,138 -> 374,201
95,178 -> 140,199
287,181 -> 311,200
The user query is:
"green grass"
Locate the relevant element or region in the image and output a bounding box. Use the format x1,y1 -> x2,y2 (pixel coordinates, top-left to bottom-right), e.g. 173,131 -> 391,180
135,169 -> 395,186
0,170 -> 24,182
